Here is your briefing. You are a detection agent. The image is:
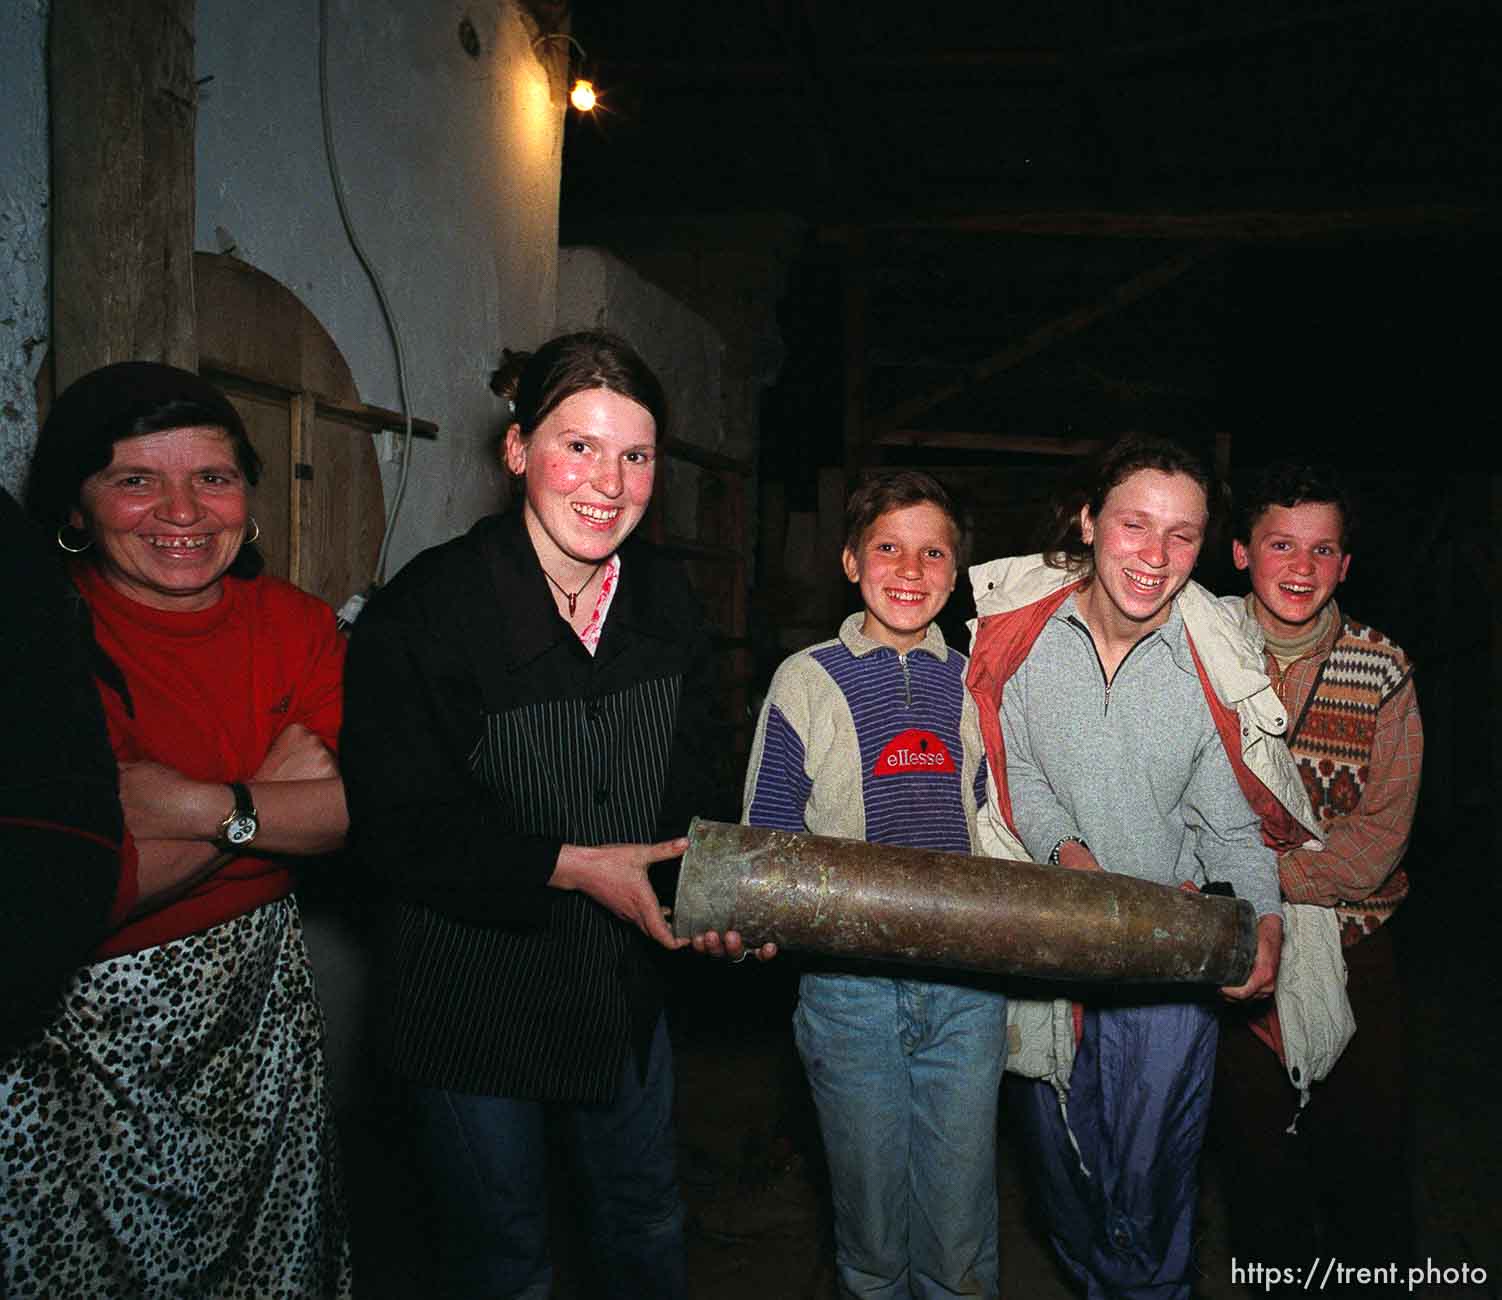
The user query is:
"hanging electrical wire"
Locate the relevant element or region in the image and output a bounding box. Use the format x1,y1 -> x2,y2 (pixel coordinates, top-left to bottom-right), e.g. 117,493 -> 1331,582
318,0 -> 415,624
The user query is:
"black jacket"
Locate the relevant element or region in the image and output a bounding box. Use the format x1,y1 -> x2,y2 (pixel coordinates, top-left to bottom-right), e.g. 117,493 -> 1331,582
342,509 -> 719,1102
1,488 -> 122,1051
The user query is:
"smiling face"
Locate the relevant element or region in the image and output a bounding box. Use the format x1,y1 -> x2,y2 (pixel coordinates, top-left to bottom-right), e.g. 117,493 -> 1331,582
1232,501 -> 1350,639
1078,468 -> 1208,641
73,425 -> 251,612
842,501 -> 960,652
504,387 -> 657,584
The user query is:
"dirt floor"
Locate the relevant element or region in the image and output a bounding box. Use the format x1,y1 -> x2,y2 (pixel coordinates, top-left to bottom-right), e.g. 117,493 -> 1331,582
344,819 -> 1500,1297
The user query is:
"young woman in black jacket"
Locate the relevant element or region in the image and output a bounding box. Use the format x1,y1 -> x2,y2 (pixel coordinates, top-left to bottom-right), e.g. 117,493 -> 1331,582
342,331 -> 729,1299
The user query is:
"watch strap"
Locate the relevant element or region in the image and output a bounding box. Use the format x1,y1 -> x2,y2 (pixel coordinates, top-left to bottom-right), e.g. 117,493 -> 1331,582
217,781 -> 259,848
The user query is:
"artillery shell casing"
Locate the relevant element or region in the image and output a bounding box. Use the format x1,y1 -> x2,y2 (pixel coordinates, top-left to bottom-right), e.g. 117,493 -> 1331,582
673,818 -> 1257,986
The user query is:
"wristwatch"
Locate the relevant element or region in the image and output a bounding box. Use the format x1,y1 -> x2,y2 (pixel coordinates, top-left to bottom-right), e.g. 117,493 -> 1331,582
1048,835 -> 1089,865
217,782 -> 259,849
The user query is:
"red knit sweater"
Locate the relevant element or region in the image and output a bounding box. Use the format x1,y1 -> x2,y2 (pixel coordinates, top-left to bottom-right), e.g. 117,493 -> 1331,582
74,564 -> 346,958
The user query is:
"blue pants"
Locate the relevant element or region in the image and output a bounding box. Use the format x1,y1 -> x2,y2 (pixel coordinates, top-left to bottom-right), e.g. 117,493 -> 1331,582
794,971 -> 1008,1299
1017,999 -> 1218,1300
408,1013 -> 686,1300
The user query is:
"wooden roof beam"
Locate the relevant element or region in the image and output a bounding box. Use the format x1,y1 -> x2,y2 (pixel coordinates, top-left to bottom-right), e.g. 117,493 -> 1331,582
598,2 -> 1462,91
825,204 -> 1501,242
872,247 -> 1217,434
872,432 -> 1106,456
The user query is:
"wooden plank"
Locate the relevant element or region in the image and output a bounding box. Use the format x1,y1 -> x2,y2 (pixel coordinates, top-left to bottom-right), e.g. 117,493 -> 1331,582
1096,1 -> 1427,68
760,480 -> 787,586
874,248 -> 1216,432
196,254 -> 356,400
200,357 -> 439,438
650,538 -> 743,565
289,394 -> 311,588
299,409 -> 385,610
221,387 -> 293,583
50,0 -> 197,387
817,467 -> 845,571
726,476 -> 748,635
313,396 -> 437,441
603,6 -> 1419,87
873,431 -> 1107,456
783,511 -> 819,579
661,436 -> 750,476
1214,431 -> 1232,484
824,204 -> 1500,243
600,48 -> 1065,88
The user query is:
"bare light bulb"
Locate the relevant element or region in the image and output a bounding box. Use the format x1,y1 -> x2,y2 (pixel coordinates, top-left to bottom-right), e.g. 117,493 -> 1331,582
570,78 -> 597,112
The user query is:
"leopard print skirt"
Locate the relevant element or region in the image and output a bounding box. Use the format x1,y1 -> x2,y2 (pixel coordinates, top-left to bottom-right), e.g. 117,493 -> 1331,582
0,897 -> 352,1299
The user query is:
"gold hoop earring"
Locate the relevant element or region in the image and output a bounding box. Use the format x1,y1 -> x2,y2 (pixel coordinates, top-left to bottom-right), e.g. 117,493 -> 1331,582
246,517 -> 261,545
57,526 -> 92,554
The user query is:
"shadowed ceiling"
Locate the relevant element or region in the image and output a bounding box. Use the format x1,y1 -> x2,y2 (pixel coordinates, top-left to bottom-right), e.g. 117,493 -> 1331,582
559,1 -> 1498,491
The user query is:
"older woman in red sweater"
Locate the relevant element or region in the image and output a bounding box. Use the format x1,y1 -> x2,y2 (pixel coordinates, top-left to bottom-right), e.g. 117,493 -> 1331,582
1,363 -> 350,1299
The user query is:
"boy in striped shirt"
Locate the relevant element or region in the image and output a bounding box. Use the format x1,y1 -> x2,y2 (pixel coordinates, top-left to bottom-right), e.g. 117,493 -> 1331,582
741,470 -> 1005,1300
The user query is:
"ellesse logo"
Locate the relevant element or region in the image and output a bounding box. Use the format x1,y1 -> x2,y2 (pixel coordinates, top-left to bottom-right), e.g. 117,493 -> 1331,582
872,728 -> 955,776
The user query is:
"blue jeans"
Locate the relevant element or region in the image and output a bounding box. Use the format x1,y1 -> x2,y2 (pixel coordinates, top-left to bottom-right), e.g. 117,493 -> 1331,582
1016,999 -> 1218,1300
794,971 -> 1008,1299
408,1013 -> 686,1300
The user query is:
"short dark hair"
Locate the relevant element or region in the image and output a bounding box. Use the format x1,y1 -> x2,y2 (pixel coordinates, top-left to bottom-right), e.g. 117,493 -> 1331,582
843,469 -> 967,569
498,330 -> 668,446
1043,432 -> 1221,576
27,361 -> 264,577
1234,461 -> 1354,550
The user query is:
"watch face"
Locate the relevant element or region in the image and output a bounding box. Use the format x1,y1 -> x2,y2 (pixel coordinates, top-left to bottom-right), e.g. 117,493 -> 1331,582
224,815 -> 258,846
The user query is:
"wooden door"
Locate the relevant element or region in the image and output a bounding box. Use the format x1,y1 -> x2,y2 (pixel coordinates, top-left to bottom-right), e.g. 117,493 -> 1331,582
194,253 -> 434,611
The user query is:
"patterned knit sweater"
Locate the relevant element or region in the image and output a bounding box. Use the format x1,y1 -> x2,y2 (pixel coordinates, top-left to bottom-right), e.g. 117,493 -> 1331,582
1244,599 -> 1422,945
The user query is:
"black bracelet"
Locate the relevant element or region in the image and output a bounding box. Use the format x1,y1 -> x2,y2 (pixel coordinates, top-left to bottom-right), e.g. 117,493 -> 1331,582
1049,835 -> 1089,865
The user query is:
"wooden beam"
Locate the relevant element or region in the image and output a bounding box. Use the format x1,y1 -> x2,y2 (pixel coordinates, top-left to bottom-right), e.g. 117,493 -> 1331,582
200,359 -> 441,439
601,4 -> 1431,88
1213,431 -> 1232,484
874,247 -> 1217,432
289,393 -> 311,588
823,204 -> 1500,242
650,538 -> 743,565
866,352 -> 969,372
50,0 -> 197,388
660,436 -> 751,477
1095,1 -> 1432,67
873,432 -> 1106,457
600,50 -> 1065,90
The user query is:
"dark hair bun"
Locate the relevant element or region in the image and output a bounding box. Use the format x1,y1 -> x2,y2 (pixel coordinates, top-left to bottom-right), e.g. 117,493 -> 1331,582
489,348 -> 530,409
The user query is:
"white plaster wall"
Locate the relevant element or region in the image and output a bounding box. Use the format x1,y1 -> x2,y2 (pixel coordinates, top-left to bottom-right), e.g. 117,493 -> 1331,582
192,0 -> 570,1115
558,245 -> 725,541
558,245 -> 723,451
0,0 -> 50,497
195,0 -> 565,577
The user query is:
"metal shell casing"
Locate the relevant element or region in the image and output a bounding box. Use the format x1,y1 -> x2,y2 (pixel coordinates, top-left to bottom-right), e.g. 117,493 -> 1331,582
673,818 -> 1257,986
